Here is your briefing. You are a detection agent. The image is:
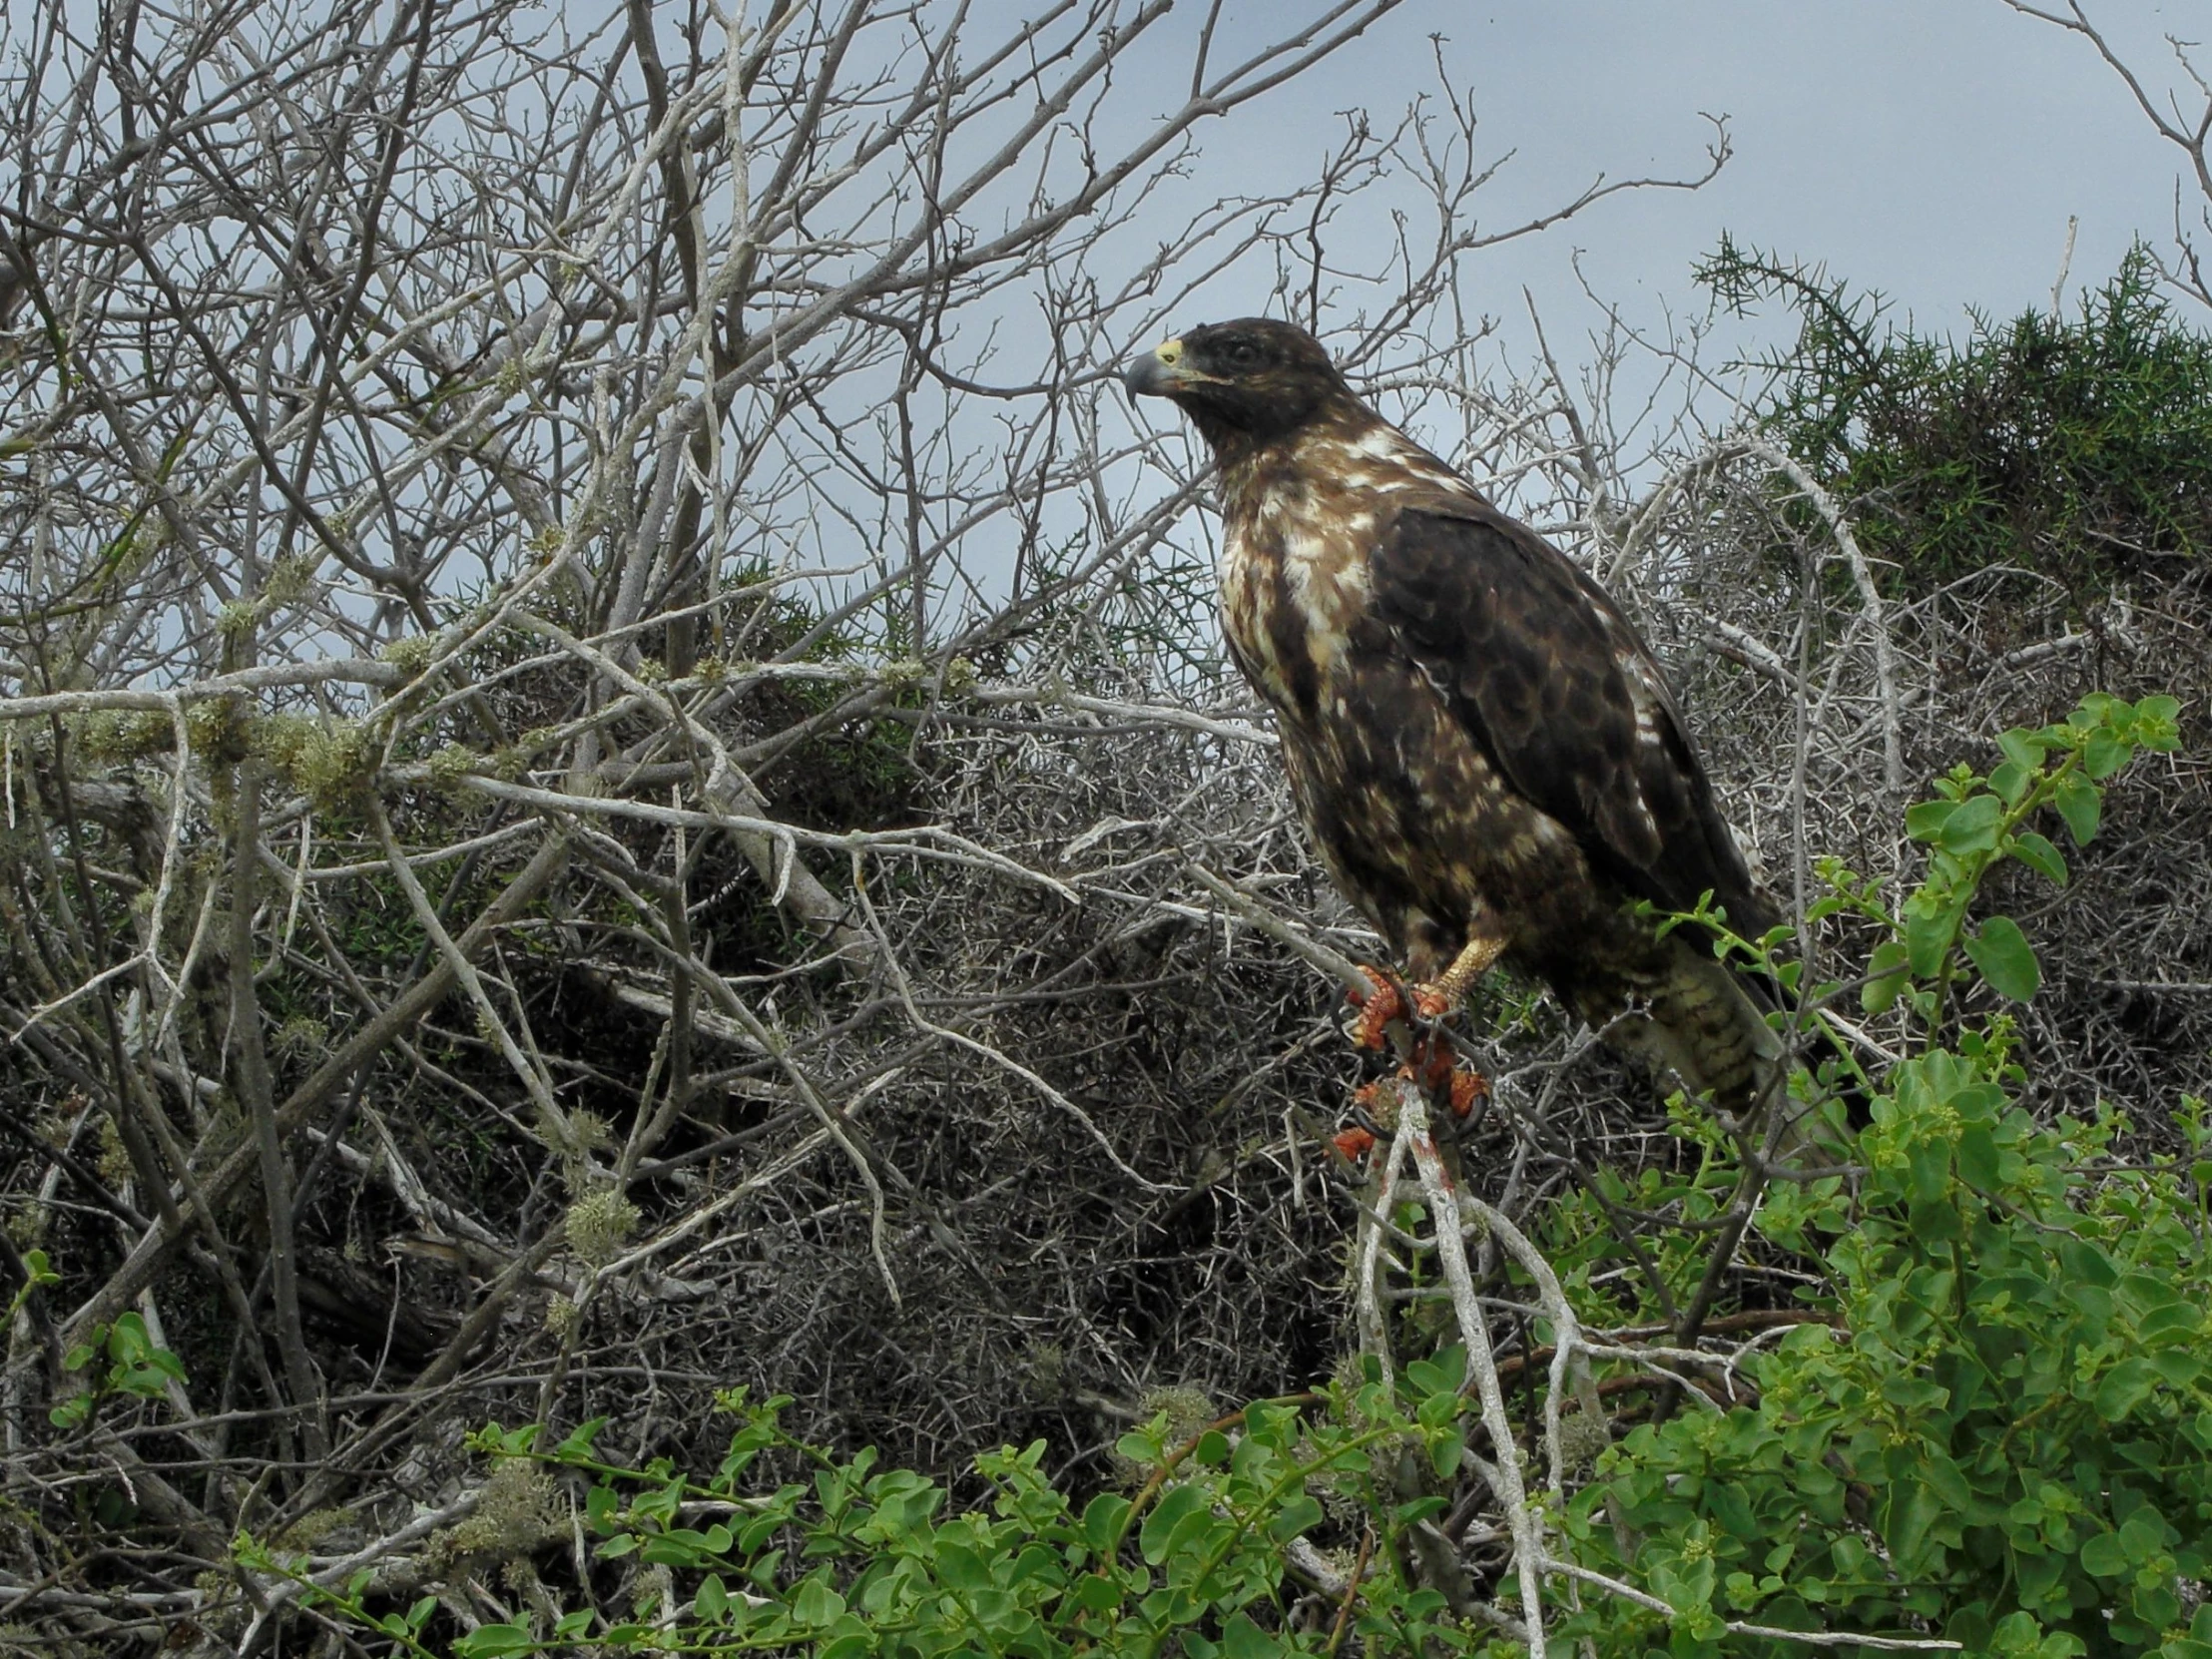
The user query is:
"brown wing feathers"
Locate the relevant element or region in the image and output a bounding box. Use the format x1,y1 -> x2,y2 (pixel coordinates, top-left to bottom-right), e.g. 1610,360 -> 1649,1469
1371,496 -> 1775,939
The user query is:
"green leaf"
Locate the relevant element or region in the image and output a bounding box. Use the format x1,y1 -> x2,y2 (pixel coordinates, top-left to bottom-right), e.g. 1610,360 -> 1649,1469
1909,1136 -> 1952,1205
1997,728 -> 2048,770
790,1577 -> 846,1628
1883,1480 -> 1943,1574
1906,800 -> 1958,843
1881,1376 -> 1949,1412
2093,1358 -> 2159,1421
2009,831 -> 2068,885
1988,760 -> 2032,806
1413,1387 -> 1459,1429
2079,1531 -> 2128,1578
1114,1430 -> 1161,1465
2058,1236 -> 2118,1289
1955,1126 -> 1999,1189
1139,1484 -> 1206,1565
585,1484 -> 621,1530
935,1538 -> 994,1594
2132,1309 -> 2203,1345
1863,938 -> 1913,1014
452,1624 -> 533,1657
696,1574 -> 729,1620
1083,1491 -> 1132,1558
1964,917 -> 2040,1001
1906,899 -> 1962,979
2053,771 -> 2101,844
1070,1574 -> 1122,1615
1220,1611 -> 1277,1659
2136,694 -> 2181,749
555,1416 -> 608,1458
1404,1346 -> 1467,1394
1938,794 -> 2004,853
2118,1505 -> 2169,1563
1268,1492 -> 1324,1543
2082,731 -> 2128,780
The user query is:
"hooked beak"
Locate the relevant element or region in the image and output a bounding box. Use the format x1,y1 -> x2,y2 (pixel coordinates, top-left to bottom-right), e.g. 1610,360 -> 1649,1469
1122,337 -> 1195,397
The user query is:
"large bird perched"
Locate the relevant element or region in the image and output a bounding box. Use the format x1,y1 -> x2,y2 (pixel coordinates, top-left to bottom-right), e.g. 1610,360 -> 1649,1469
1125,317 -> 1792,1123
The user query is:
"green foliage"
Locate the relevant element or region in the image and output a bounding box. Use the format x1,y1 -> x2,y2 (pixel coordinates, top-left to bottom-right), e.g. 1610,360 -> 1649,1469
1839,691 -> 2180,1029
1564,1081 -> 2212,1656
1702,238 -> 2212,591
267,1377 -> 1510,1657
1548,693 -> 2203,1658
49,1310 -> 189,1430
5,1247 -> 57,1331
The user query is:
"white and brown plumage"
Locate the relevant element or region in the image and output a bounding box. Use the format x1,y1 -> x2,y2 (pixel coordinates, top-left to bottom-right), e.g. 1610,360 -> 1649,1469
1125,317 -> 1785,1116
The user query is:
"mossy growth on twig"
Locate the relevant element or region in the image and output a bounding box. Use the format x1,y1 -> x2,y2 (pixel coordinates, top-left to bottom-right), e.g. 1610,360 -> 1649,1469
254,713 -> 375,812
74,707 -> 172,763
376,633 -> 436,679
565,1188 -> 639,1268
420,1460 -> 562,1576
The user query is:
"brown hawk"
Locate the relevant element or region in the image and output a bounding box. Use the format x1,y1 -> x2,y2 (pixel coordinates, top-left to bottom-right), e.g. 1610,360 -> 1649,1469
1125,317 -> 1791,1120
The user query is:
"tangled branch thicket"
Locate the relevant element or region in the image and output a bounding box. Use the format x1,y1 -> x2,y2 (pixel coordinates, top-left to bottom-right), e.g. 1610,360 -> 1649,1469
2,0 -> 2208,1652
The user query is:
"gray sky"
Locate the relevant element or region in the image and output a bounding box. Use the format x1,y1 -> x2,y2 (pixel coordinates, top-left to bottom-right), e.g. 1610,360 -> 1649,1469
1192,0 -> 2202,349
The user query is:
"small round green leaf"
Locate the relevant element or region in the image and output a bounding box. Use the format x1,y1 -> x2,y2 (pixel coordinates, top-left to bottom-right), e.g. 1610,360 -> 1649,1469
1963,916 -> 2040,1001
2009,831 -> 2068,885
2052,771 -> 2101,844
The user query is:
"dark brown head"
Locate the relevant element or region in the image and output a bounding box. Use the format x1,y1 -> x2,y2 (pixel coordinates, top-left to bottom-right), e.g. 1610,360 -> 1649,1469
1122,317 -> 1362,455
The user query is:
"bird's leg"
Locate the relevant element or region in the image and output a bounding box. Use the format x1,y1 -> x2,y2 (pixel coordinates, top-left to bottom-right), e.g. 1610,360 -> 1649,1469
1343,929 -> 1505,1046
1411,931 -> 1508,1018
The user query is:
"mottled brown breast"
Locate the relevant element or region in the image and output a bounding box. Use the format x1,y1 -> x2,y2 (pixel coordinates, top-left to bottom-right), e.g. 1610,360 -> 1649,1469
1216,423 -> 1467,727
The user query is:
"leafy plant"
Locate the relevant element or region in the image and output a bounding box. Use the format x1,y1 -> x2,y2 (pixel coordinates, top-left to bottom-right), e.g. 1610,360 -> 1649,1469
1549,692 -> 2205,1657
259,1376 -> 1506,1658
1702,239 -> 2212,593
5,1245 -> 57,1329
1852,691 -> 2179,1026
49,1308 -> 188,1429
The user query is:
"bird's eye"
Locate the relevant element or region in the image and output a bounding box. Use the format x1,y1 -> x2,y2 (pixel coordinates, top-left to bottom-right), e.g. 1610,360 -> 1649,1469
1220,337 -> 1259,369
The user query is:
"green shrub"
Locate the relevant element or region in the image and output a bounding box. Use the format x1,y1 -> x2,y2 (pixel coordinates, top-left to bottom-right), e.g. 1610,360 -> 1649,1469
1702,239 -> 2212,595
251,1378 -> 1499,1658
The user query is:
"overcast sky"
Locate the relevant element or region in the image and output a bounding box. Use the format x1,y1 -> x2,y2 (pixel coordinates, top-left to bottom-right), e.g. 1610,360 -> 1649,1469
1183,0 -> 2204,353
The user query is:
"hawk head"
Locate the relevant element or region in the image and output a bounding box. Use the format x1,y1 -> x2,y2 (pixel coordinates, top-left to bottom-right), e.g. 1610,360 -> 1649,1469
1122,317 -> 1359,453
